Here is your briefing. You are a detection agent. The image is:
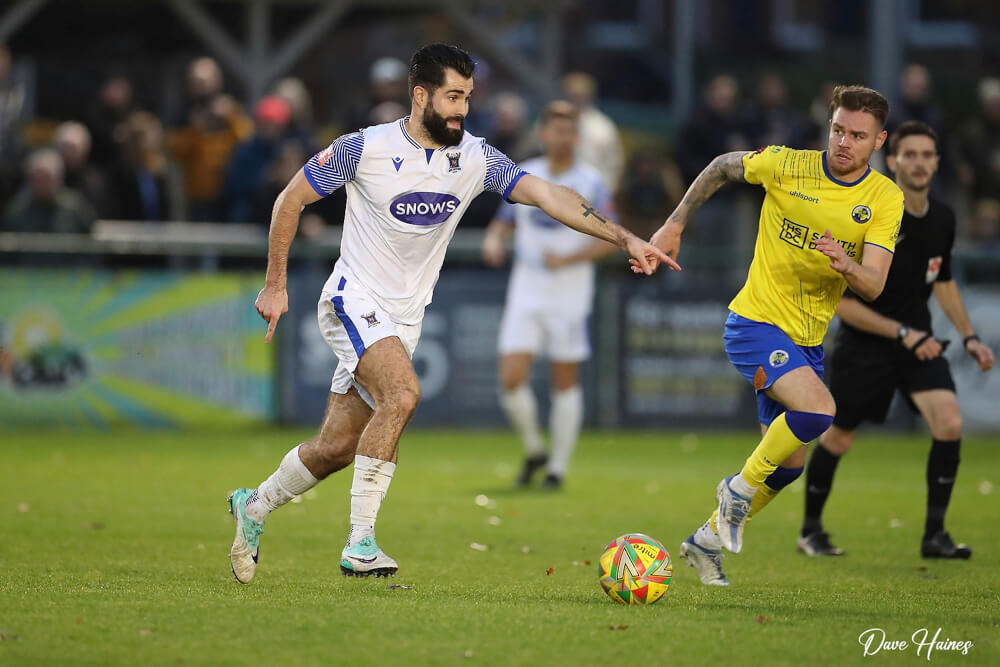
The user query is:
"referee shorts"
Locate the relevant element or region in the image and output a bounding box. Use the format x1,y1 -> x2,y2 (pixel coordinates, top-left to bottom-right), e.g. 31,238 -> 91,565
828,327 -> 956,430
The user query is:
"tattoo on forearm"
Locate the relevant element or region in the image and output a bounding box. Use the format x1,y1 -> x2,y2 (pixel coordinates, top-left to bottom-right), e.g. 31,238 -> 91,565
580,201 -> 608,224
669,151 -> 746,225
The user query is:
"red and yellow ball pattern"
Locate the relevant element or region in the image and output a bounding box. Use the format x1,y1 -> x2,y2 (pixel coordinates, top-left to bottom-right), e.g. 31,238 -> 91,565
598,533 -> 672,605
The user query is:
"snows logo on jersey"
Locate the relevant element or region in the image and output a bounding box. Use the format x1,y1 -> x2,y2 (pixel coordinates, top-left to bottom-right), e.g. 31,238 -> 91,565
390,192 -> 462,226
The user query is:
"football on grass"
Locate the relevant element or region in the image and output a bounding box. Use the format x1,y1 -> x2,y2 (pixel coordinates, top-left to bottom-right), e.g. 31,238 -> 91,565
598,533 -> 673,605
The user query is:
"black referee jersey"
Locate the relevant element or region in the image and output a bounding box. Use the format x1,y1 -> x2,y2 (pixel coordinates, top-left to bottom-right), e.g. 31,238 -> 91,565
841,197 -> 956,335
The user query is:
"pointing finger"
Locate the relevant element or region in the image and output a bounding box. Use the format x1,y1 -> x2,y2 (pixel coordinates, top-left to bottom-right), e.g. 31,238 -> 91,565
650,246 -> 680,271
265,314 -> 278,342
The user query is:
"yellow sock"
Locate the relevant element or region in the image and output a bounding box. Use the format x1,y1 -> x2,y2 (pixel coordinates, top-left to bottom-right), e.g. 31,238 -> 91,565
740,412 -> 807,487
748,483 -> 779,519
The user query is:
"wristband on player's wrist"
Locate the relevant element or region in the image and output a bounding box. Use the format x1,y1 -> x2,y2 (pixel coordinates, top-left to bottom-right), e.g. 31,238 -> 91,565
896,324 -> 910,342
963,334 -> 980,349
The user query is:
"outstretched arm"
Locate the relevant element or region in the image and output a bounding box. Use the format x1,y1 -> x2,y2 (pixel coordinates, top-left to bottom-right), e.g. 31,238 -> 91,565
665,151 -> 747,229
507,174 -> 680,274
544,238 -> 618,269
255,168 -> 323,342
643,151 -> 748,265
934,280 -> 994,371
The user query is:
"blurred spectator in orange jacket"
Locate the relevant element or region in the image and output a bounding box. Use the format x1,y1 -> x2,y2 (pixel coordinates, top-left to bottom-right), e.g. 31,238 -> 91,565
168,57 -> 252,221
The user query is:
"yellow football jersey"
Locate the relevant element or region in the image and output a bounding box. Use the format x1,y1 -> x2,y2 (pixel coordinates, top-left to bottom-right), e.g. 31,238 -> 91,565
728,146 -> 904,347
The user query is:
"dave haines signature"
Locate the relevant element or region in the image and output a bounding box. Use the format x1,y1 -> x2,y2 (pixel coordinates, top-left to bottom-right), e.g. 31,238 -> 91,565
859,628 -> 974,659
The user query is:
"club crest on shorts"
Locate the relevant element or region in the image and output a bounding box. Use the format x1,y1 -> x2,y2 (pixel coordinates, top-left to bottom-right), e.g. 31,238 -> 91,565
769,349 -> 789,368
851,205 -> 871,224
446,151 -> 462,173
361,311 -> 380,328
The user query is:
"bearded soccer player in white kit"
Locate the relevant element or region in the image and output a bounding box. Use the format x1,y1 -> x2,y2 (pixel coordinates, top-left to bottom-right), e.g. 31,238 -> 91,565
227,44 -> 678,582
483,100 -> 615,489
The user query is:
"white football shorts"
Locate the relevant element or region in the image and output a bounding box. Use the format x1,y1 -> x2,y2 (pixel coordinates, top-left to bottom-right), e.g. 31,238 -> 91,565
318,274 -> 421,401
497,306 -> 590,362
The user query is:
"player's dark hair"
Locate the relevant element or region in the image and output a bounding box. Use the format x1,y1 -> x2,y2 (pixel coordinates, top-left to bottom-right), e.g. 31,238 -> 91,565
540,100 -> 579,125
829,85 -> 890,128
888,120 -> 939,155
408,44 -> 475,97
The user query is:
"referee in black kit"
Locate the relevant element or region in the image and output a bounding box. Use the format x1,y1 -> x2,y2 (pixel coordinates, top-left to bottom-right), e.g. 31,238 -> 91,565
797,121 -> 994,559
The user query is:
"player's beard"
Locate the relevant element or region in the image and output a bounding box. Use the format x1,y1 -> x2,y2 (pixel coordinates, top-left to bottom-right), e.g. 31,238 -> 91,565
423,100 -> 464,146
828,150 -> 867,178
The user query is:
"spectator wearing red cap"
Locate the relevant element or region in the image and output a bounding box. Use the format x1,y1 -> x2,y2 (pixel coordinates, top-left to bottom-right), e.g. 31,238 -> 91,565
223,95 -> 308,223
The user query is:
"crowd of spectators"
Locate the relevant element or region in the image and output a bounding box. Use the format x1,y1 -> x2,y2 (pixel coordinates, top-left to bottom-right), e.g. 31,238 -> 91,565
1,39 -> 998,248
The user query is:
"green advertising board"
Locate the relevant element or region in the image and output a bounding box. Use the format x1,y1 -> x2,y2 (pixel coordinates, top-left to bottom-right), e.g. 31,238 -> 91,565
0,270 -> 273,428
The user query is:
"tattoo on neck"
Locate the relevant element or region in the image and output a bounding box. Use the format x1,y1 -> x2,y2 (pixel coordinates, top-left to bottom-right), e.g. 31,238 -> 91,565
581,202 -> 608,224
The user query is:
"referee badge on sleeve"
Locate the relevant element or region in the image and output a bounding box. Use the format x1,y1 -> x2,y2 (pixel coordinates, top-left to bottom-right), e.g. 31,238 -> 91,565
926,256 -> 942,284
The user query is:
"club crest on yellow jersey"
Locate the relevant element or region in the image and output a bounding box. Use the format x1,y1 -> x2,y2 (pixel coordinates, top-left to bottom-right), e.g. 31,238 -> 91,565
851,205 -> 872,223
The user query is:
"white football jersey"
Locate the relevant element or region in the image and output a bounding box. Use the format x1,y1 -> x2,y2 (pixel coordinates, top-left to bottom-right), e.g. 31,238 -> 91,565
497,157 -> 611,317
304,117 -> 526,324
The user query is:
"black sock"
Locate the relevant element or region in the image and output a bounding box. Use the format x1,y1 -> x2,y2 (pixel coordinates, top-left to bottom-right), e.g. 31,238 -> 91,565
925,438 -> 960,539
802,444 -> 841,537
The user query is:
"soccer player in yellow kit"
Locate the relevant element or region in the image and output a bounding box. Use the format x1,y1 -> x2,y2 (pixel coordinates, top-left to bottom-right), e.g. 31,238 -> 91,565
638,85 -> 905,585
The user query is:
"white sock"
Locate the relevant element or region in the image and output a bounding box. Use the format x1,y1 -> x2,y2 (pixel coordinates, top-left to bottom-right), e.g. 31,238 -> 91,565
245,445 -> 319,522
348,455 -> 396,546
500,384 -> 546,457
733,473 -> 758,497
547,385 -> 583,477
693,520 -> 722,550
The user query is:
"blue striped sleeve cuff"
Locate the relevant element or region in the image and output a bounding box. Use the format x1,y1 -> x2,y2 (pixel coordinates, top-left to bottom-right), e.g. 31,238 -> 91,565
303,131 -> 365,196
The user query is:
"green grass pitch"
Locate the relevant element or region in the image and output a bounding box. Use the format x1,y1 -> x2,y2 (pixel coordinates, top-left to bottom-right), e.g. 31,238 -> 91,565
2,428 -> 998,666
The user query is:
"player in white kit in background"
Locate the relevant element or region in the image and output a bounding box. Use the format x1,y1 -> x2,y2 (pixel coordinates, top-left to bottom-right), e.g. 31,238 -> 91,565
482,101 -> 615,489
227,44 -> 679,584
